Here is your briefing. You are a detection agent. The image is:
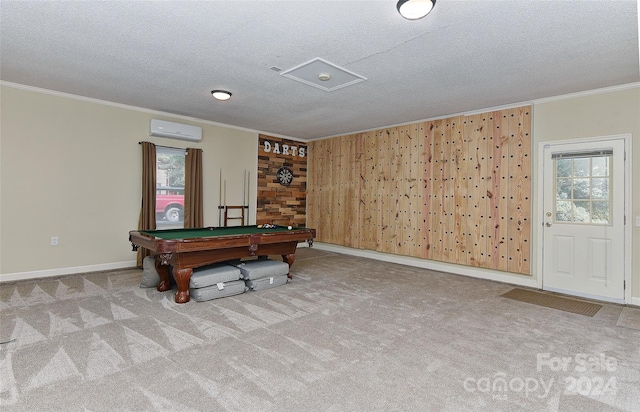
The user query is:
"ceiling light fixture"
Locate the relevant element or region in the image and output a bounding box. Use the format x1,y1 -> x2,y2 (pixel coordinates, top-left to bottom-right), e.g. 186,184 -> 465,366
211,90 -> 232,101
397,0 -> 436,20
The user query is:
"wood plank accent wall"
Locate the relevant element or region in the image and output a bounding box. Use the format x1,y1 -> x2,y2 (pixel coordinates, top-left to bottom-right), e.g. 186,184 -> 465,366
257,134 -> 308,227
307,106 -> 532,275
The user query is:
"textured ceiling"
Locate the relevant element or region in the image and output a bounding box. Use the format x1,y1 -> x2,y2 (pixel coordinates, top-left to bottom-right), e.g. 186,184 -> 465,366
1,1 -> 638,141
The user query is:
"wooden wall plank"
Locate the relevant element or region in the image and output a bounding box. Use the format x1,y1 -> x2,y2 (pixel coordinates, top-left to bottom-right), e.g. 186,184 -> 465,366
410,123 -> 423,257
377,130 -> 390,253
430,120 -> 444,261
353,134 -> 364,250
441,119 -> 453,263
465,115 -> 482,267
344,135 -> 356,248
378,131 -> 388,251
402,124 -> 417,257
423,121 -> 435,260
389,127 -> 402,255
306,141 -> 318,231
519,107 -> 532,274
372,131 -> 381,251
421,122 -> 436,259
397,125 -> 410,256
489,110 -> 510,272
451,116 -> 467,265
336,136 -> 348,246
464,115 -> 477,266
361,131 -> 378,250
319,138 -> 332,242
307,139 -> 322,238
344,134 -> 362,249
328,137 -> 340,245
507,106 -> 532,274
476,114 -> 490,268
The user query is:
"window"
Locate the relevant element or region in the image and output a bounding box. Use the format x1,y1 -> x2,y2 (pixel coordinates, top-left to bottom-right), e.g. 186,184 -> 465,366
553,150 -> 612,224
156,146 -> 186,228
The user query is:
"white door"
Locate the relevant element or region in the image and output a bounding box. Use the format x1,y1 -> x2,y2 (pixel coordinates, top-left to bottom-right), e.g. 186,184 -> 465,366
542,139 -> 625,302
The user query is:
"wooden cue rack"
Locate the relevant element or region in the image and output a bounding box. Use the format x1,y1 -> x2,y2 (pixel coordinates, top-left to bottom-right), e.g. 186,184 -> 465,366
224,205 -> 247,226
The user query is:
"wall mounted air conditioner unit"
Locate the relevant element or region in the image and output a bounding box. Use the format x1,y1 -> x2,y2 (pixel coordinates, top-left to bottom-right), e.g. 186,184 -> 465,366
150,119 -> 202,142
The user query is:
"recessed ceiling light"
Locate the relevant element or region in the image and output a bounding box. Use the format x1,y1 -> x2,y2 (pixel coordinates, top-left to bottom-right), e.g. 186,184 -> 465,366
211,90 -> 232,101
397,0 -> 436,20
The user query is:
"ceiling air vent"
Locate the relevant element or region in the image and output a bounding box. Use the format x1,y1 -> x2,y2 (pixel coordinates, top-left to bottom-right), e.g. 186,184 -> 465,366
280,58 -> 366,92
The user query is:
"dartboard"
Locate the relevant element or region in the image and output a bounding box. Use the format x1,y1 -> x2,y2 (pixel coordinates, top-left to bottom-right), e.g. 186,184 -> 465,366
276,166 -> 294,186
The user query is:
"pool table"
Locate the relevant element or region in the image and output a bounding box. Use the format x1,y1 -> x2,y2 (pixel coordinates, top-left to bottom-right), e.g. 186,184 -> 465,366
129,225 -> 316,303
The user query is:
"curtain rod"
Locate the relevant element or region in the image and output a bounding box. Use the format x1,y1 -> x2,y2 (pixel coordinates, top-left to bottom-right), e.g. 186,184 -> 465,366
138,141 -> 200,152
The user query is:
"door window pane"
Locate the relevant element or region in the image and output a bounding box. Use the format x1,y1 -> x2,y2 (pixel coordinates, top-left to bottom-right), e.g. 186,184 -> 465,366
555,200 -> 572,222
591,178 -> 609,199
556,158 -> 572,177
553,154 -> 611,225
573,201 -> 590,222
572,178 -> 590,199
573,157 -> 590,177
556,178 -> 572,199
591,156 -> 609,177
591,201 -> 610,224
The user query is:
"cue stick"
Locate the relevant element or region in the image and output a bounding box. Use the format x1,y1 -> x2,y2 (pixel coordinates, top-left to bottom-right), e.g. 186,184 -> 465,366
243,170 -> 246,206
223,179 -> 227,226
245,171 -> 250,225
218,169 -> 223,226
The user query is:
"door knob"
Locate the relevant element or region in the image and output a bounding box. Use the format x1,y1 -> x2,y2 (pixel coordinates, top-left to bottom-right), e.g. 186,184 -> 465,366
545,222 -> 552,227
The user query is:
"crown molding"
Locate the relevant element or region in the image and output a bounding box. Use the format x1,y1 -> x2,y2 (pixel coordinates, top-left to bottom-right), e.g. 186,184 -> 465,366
311,82 -> 639,142
531,82 -> 639,104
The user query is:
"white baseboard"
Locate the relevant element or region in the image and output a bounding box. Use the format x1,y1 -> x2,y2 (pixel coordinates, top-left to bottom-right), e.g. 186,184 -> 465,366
0,261 -> 138,283
313,243 -> 539,289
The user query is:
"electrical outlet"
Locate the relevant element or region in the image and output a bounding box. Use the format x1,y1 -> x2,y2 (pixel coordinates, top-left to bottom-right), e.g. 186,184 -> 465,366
51,236 -> 59,246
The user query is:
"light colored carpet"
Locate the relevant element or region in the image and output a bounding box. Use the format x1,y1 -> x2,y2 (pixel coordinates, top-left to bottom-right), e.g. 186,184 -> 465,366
616,307 -> 640,331
1,248 -> 639,411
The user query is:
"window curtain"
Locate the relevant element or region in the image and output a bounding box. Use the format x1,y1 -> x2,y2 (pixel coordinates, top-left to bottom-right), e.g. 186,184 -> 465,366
136,141 -> 156,266
184,148 -> 204,228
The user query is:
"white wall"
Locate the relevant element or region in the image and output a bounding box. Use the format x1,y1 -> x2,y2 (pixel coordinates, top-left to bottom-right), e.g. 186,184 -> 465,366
532,85 -> 640,301
0,84 -> 258,277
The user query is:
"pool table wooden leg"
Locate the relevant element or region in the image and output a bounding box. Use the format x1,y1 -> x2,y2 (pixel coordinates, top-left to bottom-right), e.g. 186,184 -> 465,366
155,258 -> 172,292
282,253 -> 295,279
173,267 -> 192,303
